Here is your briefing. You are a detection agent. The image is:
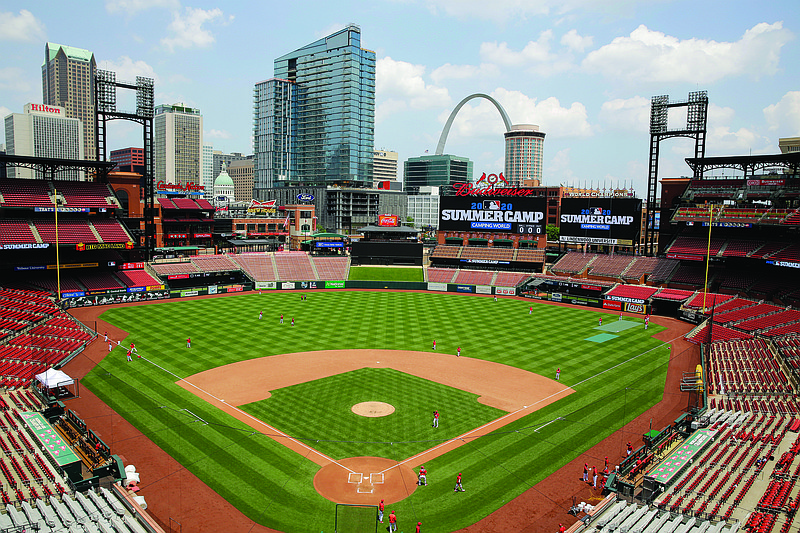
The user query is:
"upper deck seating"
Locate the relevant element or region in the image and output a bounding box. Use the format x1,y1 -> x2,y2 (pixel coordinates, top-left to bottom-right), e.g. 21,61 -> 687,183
648,258 -> 679,284
587,255 -> 636,278
430,246 -> 461,259
621,256 -> 660,281
0,179 -> 52,207
551,252 -> 596,275
53,180 -> 113,208
116,270 -> 161,288
150,262 -> 198,276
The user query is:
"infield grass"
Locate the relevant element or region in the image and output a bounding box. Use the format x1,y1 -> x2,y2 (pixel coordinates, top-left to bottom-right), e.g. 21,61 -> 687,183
83,290 -> 670,532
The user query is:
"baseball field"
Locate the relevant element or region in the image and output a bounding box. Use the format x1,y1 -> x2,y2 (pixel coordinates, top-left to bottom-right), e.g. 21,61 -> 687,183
81,290 -> 670,532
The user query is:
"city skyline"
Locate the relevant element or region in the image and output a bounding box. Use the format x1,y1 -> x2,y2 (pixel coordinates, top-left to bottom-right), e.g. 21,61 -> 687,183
0,1 -> 798,198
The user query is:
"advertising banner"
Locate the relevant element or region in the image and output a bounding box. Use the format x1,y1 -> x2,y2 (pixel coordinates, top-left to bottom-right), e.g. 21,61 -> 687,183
225,285 -> 243,293
495,287 -> 516,296
665,253 -> 704,261
2,243 -> 50,251
439,195 -> 546,234
456,285 -> 473,293
325,281 -> 345,288
625,302 -> 646,314
476,285 -> 492,294
62,289 -> 170,307
427,282 -> 447,292
208,286 -> 218,295
127,287 -> 146,293
255,281 -> 277,289
559,197 -> 642,246
316,242 -> 344,248
181,290 -> 199,297
603,299 -> 623,311
281,282 -> 296,290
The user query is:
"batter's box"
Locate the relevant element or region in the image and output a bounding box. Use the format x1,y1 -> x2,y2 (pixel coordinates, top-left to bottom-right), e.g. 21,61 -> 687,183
370,472 -> 384,484
356,483 -> 374,494
347,472 -> 362,484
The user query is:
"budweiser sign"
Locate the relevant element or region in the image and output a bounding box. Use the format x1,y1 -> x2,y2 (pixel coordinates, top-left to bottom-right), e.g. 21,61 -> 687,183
452,183 -> 535,197
247,199 -> 277,214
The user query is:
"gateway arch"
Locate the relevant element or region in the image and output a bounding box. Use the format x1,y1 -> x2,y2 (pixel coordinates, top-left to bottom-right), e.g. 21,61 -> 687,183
435,94 -> 512,155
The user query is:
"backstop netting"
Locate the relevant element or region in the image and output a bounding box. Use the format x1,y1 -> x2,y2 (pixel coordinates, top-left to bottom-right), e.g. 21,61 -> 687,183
335,503 -> 378,533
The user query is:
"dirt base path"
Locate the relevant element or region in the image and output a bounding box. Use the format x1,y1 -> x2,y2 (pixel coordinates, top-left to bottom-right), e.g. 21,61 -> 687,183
62,295 -> 698,533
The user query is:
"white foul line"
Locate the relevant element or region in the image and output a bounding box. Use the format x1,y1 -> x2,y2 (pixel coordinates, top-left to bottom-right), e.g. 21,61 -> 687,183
142,357 -> 356,474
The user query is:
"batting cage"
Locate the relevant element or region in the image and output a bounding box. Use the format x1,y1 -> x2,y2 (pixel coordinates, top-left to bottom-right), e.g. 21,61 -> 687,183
335,503 -> 378,533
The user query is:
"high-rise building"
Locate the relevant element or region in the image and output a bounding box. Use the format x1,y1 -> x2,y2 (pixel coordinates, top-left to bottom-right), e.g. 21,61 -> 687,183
407,186 -> 440,229
42,42 -> 96,161
110,147 -> 145,173
373,149 -> 399,187
255,24 -> 375,192
404,154 -> 473,195
212,151 -> 252,182
253,78 -> 293,196
228,158 -> 254,203
201,144 -> 214,201
153,103 -> 203,189
4,103 -> 84,179
504,124 -> 545,187
779,137 -> 800,154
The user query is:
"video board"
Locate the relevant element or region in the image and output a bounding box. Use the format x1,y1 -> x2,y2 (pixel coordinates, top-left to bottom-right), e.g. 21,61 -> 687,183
438,195 -> 547,235
559,197 -> 642,246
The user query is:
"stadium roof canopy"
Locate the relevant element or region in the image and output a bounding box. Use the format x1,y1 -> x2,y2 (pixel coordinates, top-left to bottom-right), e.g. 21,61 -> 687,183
685,152 -> 800,175
0,154 -> 116,178
309,232 -> 347,239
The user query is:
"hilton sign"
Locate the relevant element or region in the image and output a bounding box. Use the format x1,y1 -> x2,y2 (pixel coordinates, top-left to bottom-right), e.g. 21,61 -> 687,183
26,103 -> 64,115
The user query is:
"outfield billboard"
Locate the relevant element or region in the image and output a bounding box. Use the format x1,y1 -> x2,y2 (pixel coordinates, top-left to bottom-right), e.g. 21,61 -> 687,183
559,197 -> 642,246
439,195 -> 547,235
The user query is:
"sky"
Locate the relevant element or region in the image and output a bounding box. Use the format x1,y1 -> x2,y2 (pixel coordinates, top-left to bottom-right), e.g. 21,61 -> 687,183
1,0 -> 799,198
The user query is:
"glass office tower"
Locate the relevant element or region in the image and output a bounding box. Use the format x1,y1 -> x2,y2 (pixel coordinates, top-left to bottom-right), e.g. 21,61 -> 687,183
270,24 -> 375,187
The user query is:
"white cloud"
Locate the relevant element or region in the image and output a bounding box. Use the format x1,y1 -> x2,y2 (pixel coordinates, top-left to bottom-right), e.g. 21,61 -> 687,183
0,9 -> 46,42
480,31 -> 574,76
0,106 -> 11,121
560,29 -> 593,53
161,7 -> 229,52
422,0 -> 638,24
545,148 -> 576,182
706,126 -> 766,155
98,56 -> 159,84
764,91 -> 800,135
430,63 -> 499,84
105,0 -> 179,14
583,22 -> 793,84
376,57 -> 450,121
708,103 -> 735,125
0,67 -> 33,95
440,88 -> 591,142
205,129 -> 231,140
599,96 -> 650,133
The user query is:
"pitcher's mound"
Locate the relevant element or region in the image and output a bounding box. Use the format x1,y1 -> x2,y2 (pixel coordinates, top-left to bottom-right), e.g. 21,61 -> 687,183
314,457 -> 418,504
352,401 -> 395,417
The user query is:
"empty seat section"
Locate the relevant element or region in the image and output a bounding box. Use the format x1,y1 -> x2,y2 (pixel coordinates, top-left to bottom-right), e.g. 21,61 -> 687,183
453,270 -> 494,285
0,220 -> 36,245
621,256 -> 659,281
230,254 -> 276,281
53,180 -> 113,208
427,268 -> 456,283
76,273 -> 125,292
90,219 -> 131,242
191,255 -> 237,272
430,246 -> 460,259
0,179 -> 52,207
116,270 -> 161,288
32,219 -> 97,244
493,272 -> 530,286
551,252 -> 596,275
587,255 -> 636,277
310,257 -> 348,280
274,253 -> 315,280
150,262 -> 198,276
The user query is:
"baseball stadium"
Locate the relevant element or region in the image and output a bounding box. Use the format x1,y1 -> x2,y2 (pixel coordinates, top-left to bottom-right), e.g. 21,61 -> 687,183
1,101 -> 800,533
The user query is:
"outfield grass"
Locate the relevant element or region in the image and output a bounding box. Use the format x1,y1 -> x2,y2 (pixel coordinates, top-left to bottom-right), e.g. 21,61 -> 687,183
84,291 -> 669,532
348,266 -> 424,281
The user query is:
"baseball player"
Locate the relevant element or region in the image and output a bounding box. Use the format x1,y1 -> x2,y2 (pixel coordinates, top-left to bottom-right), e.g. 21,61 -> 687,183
457,346 -> 461,357
627,442 -> 633,456
108,342 -> 112,352
416,522 -> 421,533
582,463 -> 588,482
454,472 -> 464,492
432,339 -> 436,350
186,337 -> 191,348
104,332 -> 108,342
378,499 -> 384,522
599,317 -> 602,326
494,295 -> 497,302
644,315 -> 649,330
619,312 -> 623,321
130,342 -> 137,354
418,465 -> 427,486
556,368 -> 560,380
259,311 -> 263,320
280,313 -> 284,324
291,317 -> 295,326
432,411 -> 439,428
529,306 -> 532,315
126,350 -> 132,362
388,510 -> 397,532
592,466 -> 598,487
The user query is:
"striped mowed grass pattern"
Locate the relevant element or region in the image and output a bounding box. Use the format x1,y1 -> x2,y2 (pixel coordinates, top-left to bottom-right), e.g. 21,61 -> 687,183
84,291 -> 669,532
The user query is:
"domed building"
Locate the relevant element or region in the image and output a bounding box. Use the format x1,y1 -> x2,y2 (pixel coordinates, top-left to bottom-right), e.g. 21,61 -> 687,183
213,163 -> 235,208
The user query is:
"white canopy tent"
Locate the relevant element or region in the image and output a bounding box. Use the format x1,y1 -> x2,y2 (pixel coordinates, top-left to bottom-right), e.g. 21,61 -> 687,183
35,368 -> 74,389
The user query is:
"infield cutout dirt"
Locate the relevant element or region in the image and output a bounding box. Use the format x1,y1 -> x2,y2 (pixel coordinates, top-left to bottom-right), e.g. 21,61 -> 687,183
177,349 -> 574,504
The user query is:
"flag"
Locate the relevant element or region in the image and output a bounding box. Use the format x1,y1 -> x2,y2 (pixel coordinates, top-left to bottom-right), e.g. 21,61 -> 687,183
283,214 -> 290,228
